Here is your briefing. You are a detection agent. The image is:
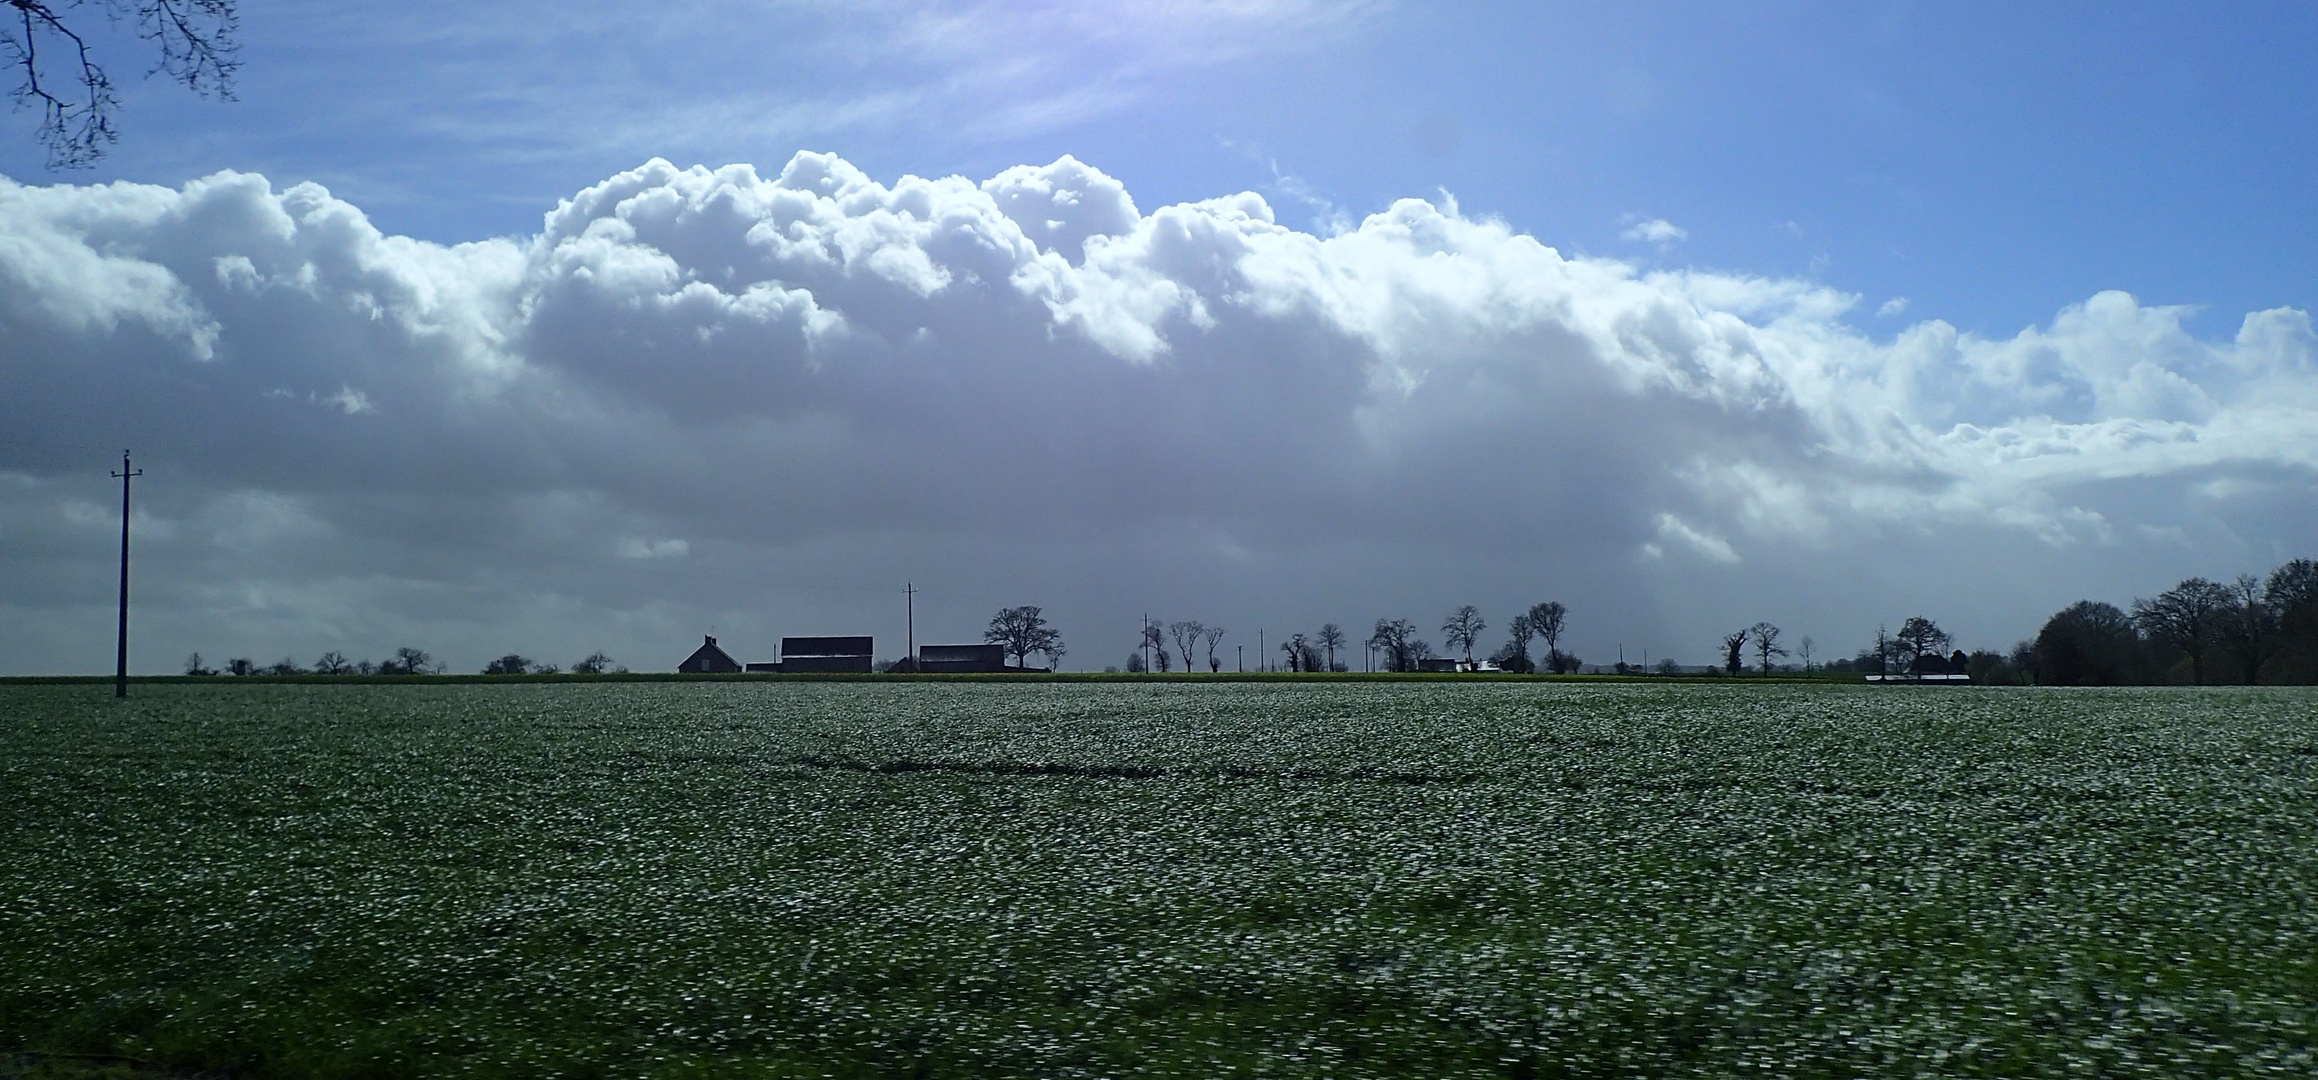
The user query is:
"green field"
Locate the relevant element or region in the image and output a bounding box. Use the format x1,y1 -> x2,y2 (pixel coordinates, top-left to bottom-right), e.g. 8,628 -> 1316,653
4,681 -> 2315,1078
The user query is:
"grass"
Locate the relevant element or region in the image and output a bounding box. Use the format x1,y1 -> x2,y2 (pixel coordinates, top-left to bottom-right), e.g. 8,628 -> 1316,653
3,681 -> 2314,1077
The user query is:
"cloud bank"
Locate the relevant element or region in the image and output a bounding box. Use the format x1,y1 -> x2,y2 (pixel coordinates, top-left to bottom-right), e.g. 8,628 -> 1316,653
3,153 -> 2314,672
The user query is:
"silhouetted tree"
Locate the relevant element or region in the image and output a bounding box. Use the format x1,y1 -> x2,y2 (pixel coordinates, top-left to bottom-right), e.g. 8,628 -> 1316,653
182,652 -> 214,676
986,606 -> 1063,669
2268,558 -> 2318,682
2223,573 -> 2273,684
1368,618 -> 1422,672
383,647 -> 435,676
225,657 -> 255,676
6,0 -> 240,167
1315,623 -> 1346,672
1721,631 -> 1747,676
265,656 -> 303,676
1124,652 -> 1146,673
1797,636 -> 1814,673
483,654 -> 532,675
313,650 -> 350,675
1750,622 -> 1786,674
1894,617 -> 1951,671
2032,601 -> 2144,685
571,651 -> 614,675
1139,622 -> 1169,673
1202,626 -> 1227,673
1280,632 -> 1310,672
2133,577 -> 2232,684
1528,602 -> 1569,674
1655,657 -> 1681,676
1168,621 -> 1206,674
1501,613 -> 1536,671
1441,606 -> 1486,662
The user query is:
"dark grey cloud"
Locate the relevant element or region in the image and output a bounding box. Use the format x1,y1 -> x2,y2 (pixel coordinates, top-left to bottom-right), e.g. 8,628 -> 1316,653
3,153 -> 2314,673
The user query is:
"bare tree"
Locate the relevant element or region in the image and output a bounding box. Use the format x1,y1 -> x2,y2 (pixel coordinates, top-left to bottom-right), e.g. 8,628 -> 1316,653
1441,605 -> 1486,662
1139,622 -> 1169,673
1721,630 -> 1747,676
385,647 -> 435,675
2224,573 -> 2272,684
1527,601 -> 1569,673
986,606 -> 1063,669
1314,623 -> 1346,672
313,650 -> 350,676
1894,617 -> 1952,672
1202,625 -> 1226,673
1500,613 -> 1536,672
1749,622 -> 1786,675
6,0 -> 240,167
1168,621 -> 1206,675
1368,618 -> 1423,672
182,652 -> 214,676
483,654 -> 531,676
571,651 -> 615,675
1279,632 -> 1309,672
2133,577 -> 2232,684
1796,636 -> 1813,673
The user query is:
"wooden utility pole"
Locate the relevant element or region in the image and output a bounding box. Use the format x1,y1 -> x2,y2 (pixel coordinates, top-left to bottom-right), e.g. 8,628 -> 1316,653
905,581 -> 916,671
111,451 -> 142,698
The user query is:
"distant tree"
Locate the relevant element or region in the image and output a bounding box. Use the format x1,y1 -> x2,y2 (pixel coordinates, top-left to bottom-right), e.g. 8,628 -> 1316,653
2268,558 -> 2318,683
1202,626 -> 1227,673
1168,621 -> 1206,675
986,606 -> 1063,669
534,662 -> 560,675
1280,632 -> 1309,672
385,647 -> 435,676
1124,652 -> 1146,673
1749,622 -> 1786,674
1527,602 -> 1569,674
1139,622 -> 1167,673
5,0 -> 241,168
313,650 -> 351,676
1315,623 -> 1346,672
1441,606 -> 1486,662
224,657 -> 255,676
2133,578 -> 2232,684
1501,613 -> 1536,672
1044,640 -> 1066,672
1368,618 -> 1422,672
571,651 -> 614,675
2223,573 -> 2273,684
1893,617 -> 1952,672
1655,657 -> 1682,676
1797,636 -> 1814,673
354,660 -> 377,676
1721,631 -> 1746,676
2032,601 -> 2144,685
183,652 -> 215,676
483,654 -> 532,676
265,656 -> 303,676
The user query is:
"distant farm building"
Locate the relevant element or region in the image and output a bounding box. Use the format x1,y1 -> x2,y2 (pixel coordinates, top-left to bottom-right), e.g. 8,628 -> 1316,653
917,643 -> 1006,674
782,636 -> 874,674
677,635 -> 742,674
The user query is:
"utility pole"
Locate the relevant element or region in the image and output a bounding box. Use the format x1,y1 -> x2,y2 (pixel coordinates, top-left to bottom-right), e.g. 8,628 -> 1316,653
905,581 -> 916,671
111,451 -> 142,698
1258,628 -> 1263,673
1142,614 -> 1150,673
1236,644 -> 1242,673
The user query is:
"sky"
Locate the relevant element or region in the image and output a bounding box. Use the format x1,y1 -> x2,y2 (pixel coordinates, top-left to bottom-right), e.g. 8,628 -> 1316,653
3,0 -> 2316,674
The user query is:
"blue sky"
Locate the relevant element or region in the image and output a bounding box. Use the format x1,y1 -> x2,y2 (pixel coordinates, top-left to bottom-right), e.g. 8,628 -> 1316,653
4,2 -> 2317,673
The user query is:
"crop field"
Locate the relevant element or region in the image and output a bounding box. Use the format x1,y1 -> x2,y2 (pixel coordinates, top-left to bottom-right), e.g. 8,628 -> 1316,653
3,681 -> 2316,1078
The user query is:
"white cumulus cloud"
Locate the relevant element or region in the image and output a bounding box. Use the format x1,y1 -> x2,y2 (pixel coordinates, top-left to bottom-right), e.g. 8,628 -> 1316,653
2,153 -> 2314,673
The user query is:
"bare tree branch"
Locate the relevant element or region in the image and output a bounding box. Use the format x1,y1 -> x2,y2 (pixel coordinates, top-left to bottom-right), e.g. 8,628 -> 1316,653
6,0 -> 237,168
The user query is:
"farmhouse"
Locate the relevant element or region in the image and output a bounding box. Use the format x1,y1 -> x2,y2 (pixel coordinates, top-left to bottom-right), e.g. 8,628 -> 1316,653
917,643 -> 1007,673
781,635 -> 874,674
676,635 -> 742,674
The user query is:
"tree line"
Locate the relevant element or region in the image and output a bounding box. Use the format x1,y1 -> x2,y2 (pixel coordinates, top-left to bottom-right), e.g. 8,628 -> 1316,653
1115,601 -> 1582,673
2013,560 -> 2318,685
184,649 -> 625,677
